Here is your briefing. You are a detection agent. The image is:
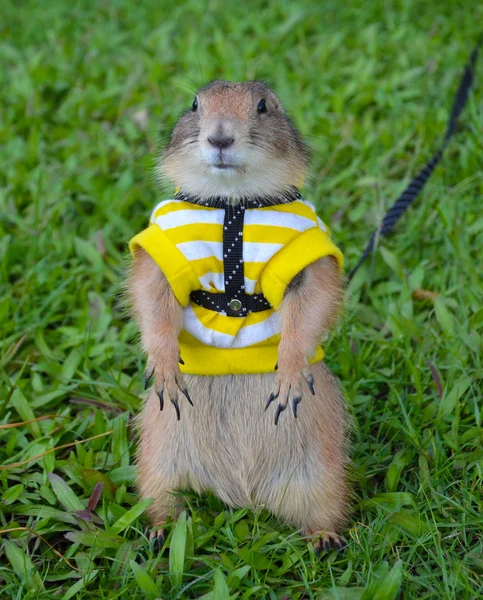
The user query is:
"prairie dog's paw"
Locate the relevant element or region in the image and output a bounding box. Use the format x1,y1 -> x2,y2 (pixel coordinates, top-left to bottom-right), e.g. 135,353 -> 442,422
265,365 -> 315,425
145,359 -> 193,420
145,525 -> 167,553
311,531 -> 346,556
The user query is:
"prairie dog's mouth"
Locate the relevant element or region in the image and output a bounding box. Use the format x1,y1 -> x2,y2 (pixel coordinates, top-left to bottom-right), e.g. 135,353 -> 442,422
201,144 -> 241,173
213,163 -> 235,170
209,162 -> 240,173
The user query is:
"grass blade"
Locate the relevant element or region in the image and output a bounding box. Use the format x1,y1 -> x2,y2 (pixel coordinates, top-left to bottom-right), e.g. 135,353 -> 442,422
372,560 -> 403,600
213,569 -> 230,600
109,497 -> 153,535
61,570 -> 98,600
169,510 -> 187,587
130,560 -> 160,596
48,472 -> 84,511
3,540 -> 45,596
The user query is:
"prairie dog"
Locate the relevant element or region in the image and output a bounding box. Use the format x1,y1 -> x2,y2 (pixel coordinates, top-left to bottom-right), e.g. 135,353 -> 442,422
128,81 -> 348,551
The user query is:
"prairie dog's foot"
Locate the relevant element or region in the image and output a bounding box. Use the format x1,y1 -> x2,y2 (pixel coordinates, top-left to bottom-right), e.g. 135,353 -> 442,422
147,526 -> 167,553
311,530 -> 346,556
145,358 -> 193,420
265,366 -> 315,424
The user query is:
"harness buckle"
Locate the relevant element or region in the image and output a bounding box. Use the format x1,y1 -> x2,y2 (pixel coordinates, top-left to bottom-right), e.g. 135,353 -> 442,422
228,298 -> 242,311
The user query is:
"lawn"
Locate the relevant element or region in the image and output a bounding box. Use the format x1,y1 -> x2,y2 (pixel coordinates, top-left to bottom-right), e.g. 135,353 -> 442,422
1,0 -> 482,598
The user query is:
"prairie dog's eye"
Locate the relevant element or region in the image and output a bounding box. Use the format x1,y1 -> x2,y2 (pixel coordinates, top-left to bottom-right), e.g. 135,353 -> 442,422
192,97 -> 198,112
257,99 -> 267,114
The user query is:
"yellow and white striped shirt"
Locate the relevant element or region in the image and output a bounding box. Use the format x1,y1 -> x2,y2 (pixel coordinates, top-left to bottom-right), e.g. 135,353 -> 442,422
130,197 -> 343,375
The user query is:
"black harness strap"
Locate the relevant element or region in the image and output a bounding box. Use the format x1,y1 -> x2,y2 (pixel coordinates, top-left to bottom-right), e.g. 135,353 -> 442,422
190,204 -> 271,317
349,36 -> 482,281
222,203 -> 247,315
182,189 -> 303,317
190,290 -> 271,315
174,187 -> 302,209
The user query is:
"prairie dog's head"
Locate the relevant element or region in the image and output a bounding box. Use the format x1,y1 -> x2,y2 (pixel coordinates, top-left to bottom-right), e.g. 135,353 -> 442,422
160,81 -> 309,200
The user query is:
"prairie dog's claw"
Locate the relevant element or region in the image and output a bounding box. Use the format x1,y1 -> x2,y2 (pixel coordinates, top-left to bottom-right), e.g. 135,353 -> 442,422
151,364 -> 193,418
148,528 -> 166,553
265,391 -> 278,411
170,397 -> 181,420
181,386 -> 193,406
313,531 -> 346,556
267,368 -> 307,424
274,403 -> 286,425
144,367 -> 155,390
304,372 -> 315,395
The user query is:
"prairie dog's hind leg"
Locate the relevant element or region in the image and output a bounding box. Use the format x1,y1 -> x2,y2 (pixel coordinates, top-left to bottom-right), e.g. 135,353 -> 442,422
251,362 -> 349,546
137,389 -> 190,532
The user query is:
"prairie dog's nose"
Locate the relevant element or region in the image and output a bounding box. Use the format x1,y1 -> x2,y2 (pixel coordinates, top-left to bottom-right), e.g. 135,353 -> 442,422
207,134 -> 235,150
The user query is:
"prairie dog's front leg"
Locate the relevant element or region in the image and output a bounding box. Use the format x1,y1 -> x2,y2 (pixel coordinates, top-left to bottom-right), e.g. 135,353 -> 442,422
128,248 -> 192,418
266,257 -> 344,423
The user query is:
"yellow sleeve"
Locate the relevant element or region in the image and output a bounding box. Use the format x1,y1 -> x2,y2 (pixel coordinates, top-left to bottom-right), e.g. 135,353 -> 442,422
259,226 -> 344,310
129,225 -> 200,307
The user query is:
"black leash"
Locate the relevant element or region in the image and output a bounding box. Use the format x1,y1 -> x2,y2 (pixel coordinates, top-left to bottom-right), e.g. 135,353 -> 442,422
348,36 -> 482,281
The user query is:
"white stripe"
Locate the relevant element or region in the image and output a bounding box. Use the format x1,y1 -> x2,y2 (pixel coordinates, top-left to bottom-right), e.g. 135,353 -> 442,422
198,271 -> 225,291
298,199 -> 317,212
184,305 -> 235,347
177,241 -> 223,261
155,209 -> 224,230
316,217 -> 327,232
149,199 -> 181,223
183,305 -> 279,349
294,199 -> 327,232
242,242 -> 283,263
244,210 -> 315,232
231,311 -> 280,348
298,200 -> 327,232
244,277 -> 257,294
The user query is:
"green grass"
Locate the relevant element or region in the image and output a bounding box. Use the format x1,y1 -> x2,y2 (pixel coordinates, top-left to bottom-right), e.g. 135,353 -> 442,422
1,0 -> 482,598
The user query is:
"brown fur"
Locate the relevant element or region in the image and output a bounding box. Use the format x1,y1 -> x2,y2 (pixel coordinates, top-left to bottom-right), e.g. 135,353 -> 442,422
128,81 -> 349,541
